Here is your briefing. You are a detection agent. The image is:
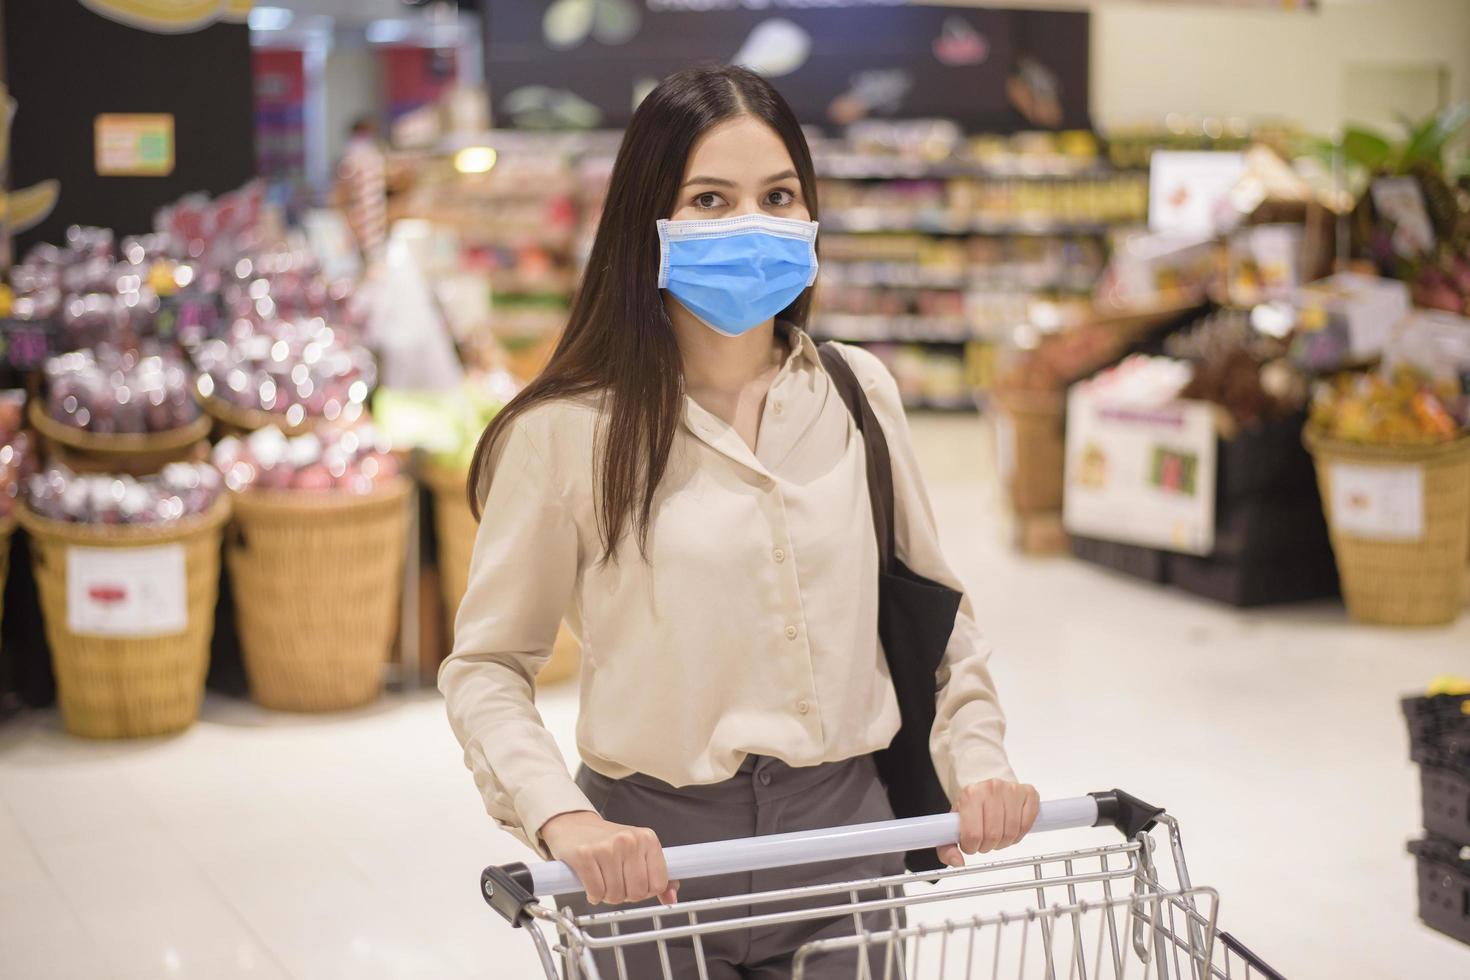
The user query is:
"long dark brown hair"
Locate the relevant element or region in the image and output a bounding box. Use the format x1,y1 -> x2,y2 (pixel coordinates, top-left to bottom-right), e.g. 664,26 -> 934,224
467,66 -> 820,561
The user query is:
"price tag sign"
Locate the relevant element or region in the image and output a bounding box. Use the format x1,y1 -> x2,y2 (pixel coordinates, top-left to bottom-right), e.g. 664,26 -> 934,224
95,114 -> 176,177
1328,463 -> 1425,541
67,545 -> 188,637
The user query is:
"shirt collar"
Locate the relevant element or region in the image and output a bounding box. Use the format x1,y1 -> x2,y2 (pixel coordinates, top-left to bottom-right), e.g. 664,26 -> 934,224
778,321 -> 821,369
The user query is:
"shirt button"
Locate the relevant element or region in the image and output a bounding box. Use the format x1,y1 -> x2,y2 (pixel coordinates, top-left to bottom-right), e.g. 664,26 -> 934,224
784,625 -> 798,640
797,700 -> 810,715
758,771 -> 772,786
773,401 -> 784,415
773,548 -> 786,563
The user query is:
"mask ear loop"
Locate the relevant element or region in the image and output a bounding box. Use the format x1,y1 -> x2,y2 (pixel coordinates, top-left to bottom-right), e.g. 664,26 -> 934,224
655,219 -> 672,288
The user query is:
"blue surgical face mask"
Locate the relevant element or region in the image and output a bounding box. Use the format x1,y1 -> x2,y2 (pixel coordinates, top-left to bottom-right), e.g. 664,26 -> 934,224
656,214 -> 819,336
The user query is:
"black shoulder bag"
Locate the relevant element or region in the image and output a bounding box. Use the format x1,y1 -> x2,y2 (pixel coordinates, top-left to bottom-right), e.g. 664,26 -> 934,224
817,343 -> 963,873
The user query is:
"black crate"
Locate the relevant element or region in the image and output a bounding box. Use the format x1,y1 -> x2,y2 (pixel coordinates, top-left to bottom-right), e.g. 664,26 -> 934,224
1403,694 -> 1470,748
1167,550 -> 1339,608
1216,410 -> 1319,504
1418,755 -> 1470,847
1408,836 -> 1470,947
1208,494 -> 1332,564
1070,535 -> 1168,584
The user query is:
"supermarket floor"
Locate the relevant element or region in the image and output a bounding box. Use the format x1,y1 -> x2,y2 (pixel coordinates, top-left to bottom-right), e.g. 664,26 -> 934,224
2,414 -> 1467,980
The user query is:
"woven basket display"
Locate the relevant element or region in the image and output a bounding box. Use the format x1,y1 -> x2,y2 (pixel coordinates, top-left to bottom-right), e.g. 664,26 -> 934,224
1304,429 -> 1470,626
199,394 -> 332,439
16,496 -> 230,738
993,389 -> 1065,515
29,400 -> 212,476
421,463 -> 580,685
227,479 -> 411,711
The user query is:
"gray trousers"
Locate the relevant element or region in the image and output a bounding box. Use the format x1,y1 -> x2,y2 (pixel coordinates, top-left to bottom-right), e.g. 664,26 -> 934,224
559,754 -> 907,979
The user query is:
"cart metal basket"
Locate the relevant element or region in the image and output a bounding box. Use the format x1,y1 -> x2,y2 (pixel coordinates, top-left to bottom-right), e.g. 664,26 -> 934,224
482,789 -> 1283,979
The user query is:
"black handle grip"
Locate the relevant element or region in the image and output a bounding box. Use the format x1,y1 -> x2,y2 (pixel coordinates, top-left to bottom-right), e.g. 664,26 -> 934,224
1090,789 -> 1165,838
482,862 -> 537,927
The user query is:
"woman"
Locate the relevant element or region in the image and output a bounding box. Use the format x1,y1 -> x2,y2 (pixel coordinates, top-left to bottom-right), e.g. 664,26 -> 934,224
441,65 -> 1038,977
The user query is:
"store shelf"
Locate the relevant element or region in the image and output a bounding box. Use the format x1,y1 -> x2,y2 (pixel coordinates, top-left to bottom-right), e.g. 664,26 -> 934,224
809,314 -> 975,344
814,156 -> 1119,181
821,212 -> 1121,237
819,269 -> 1097,295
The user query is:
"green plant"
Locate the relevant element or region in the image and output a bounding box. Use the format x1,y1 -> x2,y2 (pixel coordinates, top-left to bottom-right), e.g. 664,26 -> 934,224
1305,103 -> 1470,190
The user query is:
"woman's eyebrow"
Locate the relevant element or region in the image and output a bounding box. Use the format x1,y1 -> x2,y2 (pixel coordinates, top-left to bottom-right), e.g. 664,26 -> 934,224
680,169 -> 798,188
681,175 -> 736,188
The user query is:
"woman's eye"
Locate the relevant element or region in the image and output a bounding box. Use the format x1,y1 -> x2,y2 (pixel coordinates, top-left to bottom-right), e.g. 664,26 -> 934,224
766,189 -> 795,207
693,192 -> 725,209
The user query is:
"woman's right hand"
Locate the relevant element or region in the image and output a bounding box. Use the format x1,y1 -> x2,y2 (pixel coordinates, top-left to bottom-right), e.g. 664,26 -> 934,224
540,810 -> 679,906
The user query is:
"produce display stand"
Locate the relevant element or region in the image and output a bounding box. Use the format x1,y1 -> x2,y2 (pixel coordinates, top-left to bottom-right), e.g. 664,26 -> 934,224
199,394 -> 331,439
1304,430 -> 1470,626
16,495 -> 231,738
226,479 -> 412,711
28,400 -> 211,476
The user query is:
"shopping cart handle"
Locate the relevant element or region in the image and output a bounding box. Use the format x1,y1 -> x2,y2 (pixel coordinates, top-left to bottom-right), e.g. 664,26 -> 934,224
482,789 -> 1164,924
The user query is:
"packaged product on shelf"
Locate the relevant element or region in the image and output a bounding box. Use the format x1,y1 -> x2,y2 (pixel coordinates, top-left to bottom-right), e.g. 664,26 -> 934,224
26,461 -> 222,524
1290,272 -> 1412,371
1383,310 -> 1470,398
43,346 -> 199,434
213,424 -> 398,494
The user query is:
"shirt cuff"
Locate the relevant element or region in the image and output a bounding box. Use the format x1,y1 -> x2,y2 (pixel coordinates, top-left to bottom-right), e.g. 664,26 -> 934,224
952,746 -> 1018,792
511,774 -> 598,859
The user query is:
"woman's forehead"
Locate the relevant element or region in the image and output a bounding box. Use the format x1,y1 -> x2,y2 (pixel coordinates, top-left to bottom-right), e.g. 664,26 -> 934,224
684,117 -> 795,181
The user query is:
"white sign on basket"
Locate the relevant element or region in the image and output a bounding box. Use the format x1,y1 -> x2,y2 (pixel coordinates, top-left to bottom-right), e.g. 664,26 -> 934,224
1328,463 -> 1425,542
67,545 -> 188,638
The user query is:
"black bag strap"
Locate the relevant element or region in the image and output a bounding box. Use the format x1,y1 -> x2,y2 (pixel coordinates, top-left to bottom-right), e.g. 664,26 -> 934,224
818,343 -> 896,573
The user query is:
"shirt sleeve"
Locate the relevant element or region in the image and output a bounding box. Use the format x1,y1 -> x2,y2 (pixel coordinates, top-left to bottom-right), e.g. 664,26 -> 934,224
437,414 -> 594,857
835,344 -> 1017,796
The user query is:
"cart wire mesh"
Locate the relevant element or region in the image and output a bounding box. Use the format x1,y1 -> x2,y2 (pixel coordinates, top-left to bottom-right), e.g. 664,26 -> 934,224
484,796 -> 1284,980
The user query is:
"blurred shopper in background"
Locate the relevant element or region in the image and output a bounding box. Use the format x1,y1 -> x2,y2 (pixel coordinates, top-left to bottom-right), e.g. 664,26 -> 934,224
333,115 -> 387,264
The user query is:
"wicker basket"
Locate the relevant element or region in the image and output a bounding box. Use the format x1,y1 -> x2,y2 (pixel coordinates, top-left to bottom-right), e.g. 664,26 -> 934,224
1304,429 -> 1470,626
227,479 -> 411,711
199,394 -> 358,439
16,496 -> 230,738
992,389 -> 1066,515
29,400 -> 212,476
421,462 -> 580,685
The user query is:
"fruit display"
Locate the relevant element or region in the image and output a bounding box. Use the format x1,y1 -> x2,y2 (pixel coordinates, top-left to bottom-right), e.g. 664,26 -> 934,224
996,321 -> 1131,394
213,425 -> 399,494
0,390 -> 35,517
1309,369 -> 1465,445
193,319 -> 376,426
373,370 -> 518,472
220,244 -> 361,336
26,461 -> 222,524
44,346 -> 199,433
1166,309 -> 1306,428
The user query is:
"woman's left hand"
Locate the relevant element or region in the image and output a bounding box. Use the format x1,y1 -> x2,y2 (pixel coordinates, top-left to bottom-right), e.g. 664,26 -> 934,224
936,778 -> 1041,868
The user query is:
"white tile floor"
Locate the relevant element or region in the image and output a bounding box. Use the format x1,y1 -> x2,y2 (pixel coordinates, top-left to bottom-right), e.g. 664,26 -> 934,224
2,414 -> 1468,979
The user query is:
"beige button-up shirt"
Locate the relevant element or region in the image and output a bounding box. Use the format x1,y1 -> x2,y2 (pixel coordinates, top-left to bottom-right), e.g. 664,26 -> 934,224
440,329 -> 1013,856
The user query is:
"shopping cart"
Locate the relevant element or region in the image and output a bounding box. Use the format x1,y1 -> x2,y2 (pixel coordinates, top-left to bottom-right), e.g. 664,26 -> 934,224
481,789 -> 1284,979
